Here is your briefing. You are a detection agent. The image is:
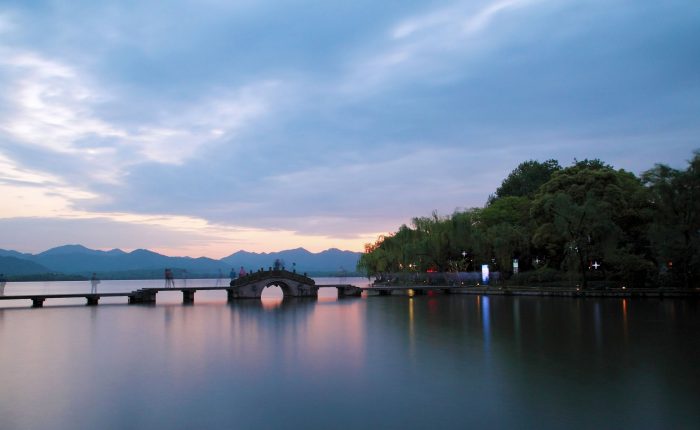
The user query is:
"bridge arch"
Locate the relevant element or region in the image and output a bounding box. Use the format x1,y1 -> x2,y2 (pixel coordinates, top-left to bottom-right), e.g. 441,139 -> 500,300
261,280 -> 290,298
229,270 -> 318,299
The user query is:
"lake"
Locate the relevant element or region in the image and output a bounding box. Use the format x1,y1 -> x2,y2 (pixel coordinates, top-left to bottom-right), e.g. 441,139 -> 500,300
1,279 -> 698,429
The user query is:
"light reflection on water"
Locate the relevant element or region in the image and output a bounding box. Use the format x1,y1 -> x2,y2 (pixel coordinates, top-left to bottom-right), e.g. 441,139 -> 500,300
0,285 -> 698,429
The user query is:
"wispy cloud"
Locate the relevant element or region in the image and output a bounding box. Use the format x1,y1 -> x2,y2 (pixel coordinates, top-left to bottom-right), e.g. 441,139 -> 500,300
0,151 -> 98,218
0,11 -> 15,34
0,49 -> 276,174
340,0 -> 544,96
0,52 -> 124,155
392,0 -> 534,39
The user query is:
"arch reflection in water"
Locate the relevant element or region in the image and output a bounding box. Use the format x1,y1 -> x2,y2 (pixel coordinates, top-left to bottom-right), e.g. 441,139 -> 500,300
261,284 -> 284,309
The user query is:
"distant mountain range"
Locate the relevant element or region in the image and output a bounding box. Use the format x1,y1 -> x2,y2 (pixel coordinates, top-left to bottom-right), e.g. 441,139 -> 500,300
0,245 -> 362,280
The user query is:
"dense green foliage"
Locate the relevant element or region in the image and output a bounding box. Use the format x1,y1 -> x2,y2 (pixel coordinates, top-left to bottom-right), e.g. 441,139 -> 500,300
493,159 -> 561,200
358,153 -> 700,288
642,154 -> 700,288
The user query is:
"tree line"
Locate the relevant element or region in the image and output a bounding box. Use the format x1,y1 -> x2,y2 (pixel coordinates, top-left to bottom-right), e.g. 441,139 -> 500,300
357,151 -> 700,288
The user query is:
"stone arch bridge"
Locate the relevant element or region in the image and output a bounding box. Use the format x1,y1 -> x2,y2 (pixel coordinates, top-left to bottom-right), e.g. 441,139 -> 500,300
229,270 -> 361,299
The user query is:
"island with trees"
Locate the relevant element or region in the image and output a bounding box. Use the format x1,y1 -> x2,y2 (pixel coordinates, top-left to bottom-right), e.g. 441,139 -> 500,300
358,151 -> 699,291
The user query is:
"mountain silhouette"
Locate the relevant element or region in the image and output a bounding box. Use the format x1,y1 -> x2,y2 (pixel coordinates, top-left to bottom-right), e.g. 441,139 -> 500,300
0,245 -> 361,278
220,247 -> 360,273
0,256 -> 52,276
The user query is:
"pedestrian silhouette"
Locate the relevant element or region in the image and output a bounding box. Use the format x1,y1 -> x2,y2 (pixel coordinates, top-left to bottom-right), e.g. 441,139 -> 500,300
90,272 -> 100,293
164,268 -> 175,288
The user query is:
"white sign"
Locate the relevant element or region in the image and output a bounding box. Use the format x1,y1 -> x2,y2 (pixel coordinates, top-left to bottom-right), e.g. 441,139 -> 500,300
481,264 -> 490,284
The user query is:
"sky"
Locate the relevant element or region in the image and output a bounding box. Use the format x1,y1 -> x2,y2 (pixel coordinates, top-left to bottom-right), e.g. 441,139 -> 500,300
0,0 -> 698,258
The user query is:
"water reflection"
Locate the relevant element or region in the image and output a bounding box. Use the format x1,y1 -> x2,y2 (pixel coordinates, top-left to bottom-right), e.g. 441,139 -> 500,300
0,295 -> 698,429
261,285 -> 284,309
408,297 -> 416,362
261,298 -> 284,310
481,295 -> 491,356
621,299 -> 629,344
512,298 -> 521,354
593,302 -> 603,350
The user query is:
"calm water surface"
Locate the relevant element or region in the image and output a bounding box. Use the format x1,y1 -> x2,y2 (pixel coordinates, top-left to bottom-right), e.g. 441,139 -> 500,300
1,279 -> 698,429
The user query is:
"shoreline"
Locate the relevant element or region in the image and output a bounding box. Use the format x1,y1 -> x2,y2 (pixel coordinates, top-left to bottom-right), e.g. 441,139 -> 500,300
366,285 -> 700,298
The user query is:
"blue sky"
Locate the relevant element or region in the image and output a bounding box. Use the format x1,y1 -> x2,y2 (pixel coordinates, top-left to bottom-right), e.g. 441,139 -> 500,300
0,0 -> 698,257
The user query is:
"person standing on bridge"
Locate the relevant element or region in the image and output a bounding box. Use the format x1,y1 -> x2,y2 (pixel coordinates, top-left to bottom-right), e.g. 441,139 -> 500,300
238,266 -> 247,278
0,273 -> 6,296
90,272 -> 100,293
164,268 -> 175,288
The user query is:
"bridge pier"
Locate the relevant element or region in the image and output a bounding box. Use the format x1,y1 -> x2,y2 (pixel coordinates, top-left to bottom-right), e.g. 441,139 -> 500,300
296,285 -> 319,298
379,289 -> 392,296
128,289 -> 157,304
31,297 -> 45,307
337,285 -> 362,298
86,295 -> 100,306
182,289 -> 195,304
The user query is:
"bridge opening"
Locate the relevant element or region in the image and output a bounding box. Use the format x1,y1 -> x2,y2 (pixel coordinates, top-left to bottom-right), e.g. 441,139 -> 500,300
260,281 -> 287,305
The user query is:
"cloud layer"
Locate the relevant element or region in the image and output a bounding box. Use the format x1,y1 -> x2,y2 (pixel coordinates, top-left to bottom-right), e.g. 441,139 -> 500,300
0,0 -> 698,257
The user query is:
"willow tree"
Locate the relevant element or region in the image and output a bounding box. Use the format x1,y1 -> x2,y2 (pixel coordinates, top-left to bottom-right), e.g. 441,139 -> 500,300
478,196 -> 532,274
447,209 -> 483,271
532,160 -> 653,288
643,151 -> 700,287
357,236 -> 390,278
